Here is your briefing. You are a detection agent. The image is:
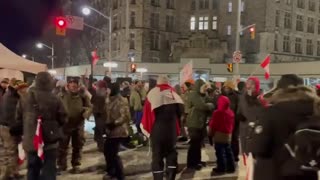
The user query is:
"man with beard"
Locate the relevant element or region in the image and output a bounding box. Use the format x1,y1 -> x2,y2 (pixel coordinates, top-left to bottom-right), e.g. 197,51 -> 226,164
221,80 -> 240,162
141,75 -> 183,180
252,74 -> 319,180
57,77 -> 92,173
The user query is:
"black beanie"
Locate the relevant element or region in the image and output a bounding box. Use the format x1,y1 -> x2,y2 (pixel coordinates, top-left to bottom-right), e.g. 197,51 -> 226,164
109,83 -> 120,97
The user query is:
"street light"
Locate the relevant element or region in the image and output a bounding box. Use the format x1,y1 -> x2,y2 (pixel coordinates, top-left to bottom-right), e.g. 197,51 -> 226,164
22,54 -> 27,58
81,5 -> 112,75
36,42 -> 55,69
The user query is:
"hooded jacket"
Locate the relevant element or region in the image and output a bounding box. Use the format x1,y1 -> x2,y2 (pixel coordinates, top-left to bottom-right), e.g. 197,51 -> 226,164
209,96 -> 234,143
237,77 -> 263,154
186,79 -> 212,129
0,86 -> 20,127
15,72 -> 66,152
251,86 -> 320,180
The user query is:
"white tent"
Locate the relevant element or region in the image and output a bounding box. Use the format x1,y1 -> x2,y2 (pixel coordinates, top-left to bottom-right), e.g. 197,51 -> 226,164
0,43 -> 47,74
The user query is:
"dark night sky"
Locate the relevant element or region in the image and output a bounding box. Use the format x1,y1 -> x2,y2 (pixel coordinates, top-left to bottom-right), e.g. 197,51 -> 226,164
0,0 -> 62,55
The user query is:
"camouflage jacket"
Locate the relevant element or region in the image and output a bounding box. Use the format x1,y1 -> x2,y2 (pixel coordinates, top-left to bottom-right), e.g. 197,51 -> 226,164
106,95 -> 131,138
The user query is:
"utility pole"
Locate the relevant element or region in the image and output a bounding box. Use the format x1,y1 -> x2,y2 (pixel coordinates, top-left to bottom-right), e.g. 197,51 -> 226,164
125,0 -> 130,77
234,0 -> 241,78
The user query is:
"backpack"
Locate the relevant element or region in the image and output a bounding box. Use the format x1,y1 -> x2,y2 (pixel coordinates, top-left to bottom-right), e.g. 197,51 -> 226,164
283,117 -> 320,172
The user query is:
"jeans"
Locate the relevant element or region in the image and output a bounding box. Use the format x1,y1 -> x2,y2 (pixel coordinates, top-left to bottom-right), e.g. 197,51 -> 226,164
104,138 -> 125,180
187,128 -> 204,167
27,149 -> 57,180
134,111 -> 143,133
215,143 -> 235,172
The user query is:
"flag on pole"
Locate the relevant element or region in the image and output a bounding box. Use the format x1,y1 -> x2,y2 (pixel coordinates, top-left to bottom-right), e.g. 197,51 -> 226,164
33,116 -> 44,160
260,55 -> 271,80
91,50 -> 100,66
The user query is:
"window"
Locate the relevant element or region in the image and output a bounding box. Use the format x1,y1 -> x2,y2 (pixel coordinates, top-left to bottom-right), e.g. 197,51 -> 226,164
307,39 -> 313,55
274,34 -> 278,51
190,16 -> 196,30
317,41 -> 320,56
113,15 -> 118,30
166,15 -> 174,31
318,20 -> 320,34
275,10 -> 280,27
191,0 -> 196,10
212,16 -> 218,30
150,32 -> 160,50
309,0 -> 315,11
112,0 -> 118,9
129,33 -> 135,49
307,17 -> 315,33
199,16 -> 209,30
227,25 -> 231,35
297,0 -> 304,8
228,2 -> 232,12
167,0 -> 175,9
295,38 -> 302,54
296,15 -> 303,31
151,13 -> 160,29
241,1 -> 245,12
130,12 -> 136,27
284,12 -> 291,29
285,0 -> 291,5
131,0 -> 136,4
283,35 -> 290,52
212,0 -> 218,9
199,0 -> 209,9
151,0 -> 160,6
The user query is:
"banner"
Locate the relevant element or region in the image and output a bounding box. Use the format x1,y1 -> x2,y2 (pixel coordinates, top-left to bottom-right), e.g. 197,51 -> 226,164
180,61 -> 193,85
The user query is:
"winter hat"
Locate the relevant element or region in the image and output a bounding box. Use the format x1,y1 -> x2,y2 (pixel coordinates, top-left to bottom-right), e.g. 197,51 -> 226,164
15,80 -> 28,90
67,76 -> 80,84
247,77 -> 261,95
103,76 -> 112,87
223,80 -> 236,90
1,78 -> 9,84
36,72 -> 54,91
109,82 -> 120,97
237,81 -> 246,92
97,80 -> 107,89
157,75 -> 170,85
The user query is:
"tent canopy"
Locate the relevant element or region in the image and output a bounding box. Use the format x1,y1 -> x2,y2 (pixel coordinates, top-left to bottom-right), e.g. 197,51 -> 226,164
0,43 -> 47,74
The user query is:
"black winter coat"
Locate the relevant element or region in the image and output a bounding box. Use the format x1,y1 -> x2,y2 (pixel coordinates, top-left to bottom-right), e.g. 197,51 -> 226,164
252,86 -> 319,180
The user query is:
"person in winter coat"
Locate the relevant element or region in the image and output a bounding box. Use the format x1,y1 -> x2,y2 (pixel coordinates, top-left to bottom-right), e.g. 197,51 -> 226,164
130,80 -> 145,134
221,80 -> 240,162
104,83 -> 130,180
252,74 -> 318,180
0,80 -> 28,179
91,80 -> 108,152
179,80 -> 194,142
237,77 -> 264,156
186,79 -> 214,170
13,72 -> 66,180
208,96 -> 235,175
57,76 -> 92,173
0,78 -> 9,97
141,75 -> 183,180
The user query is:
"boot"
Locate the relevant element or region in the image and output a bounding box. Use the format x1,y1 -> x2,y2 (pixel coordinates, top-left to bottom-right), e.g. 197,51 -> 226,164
166,169 -> 176,180
153,172 -> 164,180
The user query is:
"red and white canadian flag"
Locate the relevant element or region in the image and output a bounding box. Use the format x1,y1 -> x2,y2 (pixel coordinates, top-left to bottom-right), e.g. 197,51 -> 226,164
33,116 -> 44,160
260,55 -> 271,80
91,49 -> 100,66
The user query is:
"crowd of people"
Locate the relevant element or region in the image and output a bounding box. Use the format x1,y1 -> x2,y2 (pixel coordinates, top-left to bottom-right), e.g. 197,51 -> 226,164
0,72 -> 319,180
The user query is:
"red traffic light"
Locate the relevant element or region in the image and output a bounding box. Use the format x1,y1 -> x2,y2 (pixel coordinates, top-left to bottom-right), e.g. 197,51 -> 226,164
55,17 -> 67,28
130,63 -> 137,73
249,27 -> 255,32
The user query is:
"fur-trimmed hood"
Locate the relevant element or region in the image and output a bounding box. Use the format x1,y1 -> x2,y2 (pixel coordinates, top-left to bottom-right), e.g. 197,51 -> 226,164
269,86 -> 320,116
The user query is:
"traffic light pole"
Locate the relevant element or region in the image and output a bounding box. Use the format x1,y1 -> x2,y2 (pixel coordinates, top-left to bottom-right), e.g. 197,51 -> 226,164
234,0 -> 241,78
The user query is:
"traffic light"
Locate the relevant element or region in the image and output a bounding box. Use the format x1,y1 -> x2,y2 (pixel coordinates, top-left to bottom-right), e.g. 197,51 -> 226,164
55,17 -> 67,36
130,63 -> 137,73
249,27 -> 255,39
227,63 -> 233,73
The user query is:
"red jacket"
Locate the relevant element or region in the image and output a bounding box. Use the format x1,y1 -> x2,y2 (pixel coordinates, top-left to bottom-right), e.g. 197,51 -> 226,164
209,96 -> 234,135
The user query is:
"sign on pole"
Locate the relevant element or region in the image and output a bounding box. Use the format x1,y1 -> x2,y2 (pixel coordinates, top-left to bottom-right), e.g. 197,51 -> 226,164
233,50 -> 242,63
66,15 -> 84,30
180,61 -> 193,85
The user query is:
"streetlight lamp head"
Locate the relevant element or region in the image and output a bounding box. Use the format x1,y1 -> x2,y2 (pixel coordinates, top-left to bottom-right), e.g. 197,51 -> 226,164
36,43 -> 43,49
82,7 -> 91,16
22,54 -> 27,58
